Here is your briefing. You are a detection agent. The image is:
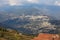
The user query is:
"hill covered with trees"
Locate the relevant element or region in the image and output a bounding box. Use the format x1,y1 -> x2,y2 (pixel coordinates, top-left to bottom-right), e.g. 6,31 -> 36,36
0,27 -> 35,40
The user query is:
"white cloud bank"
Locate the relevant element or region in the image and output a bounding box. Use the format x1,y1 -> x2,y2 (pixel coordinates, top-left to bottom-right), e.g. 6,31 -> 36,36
9,0 -> 40,6
55,1 -> 60,6
0,0 -> 60,6
27,0 -> 39,3
8,0 -> 54,6
9,0 -> 23,6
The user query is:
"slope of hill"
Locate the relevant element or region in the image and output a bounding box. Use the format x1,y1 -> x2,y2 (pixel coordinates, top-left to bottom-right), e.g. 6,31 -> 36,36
0,27 -> 35,40
32,33 -> 60,40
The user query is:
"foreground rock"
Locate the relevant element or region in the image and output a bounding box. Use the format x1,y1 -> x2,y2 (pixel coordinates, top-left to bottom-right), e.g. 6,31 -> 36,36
32,33 -> 60,40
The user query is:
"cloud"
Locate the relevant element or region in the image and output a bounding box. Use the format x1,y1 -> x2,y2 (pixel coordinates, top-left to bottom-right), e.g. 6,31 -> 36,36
0,0 -> 60,6
8,0 -> 56,6
55,1 -> 60,6
0,0 -> 9,6
9,0 -> 17,5
9,0 -> 23,6
9,0 -> 39,6
27,0 -> 39,3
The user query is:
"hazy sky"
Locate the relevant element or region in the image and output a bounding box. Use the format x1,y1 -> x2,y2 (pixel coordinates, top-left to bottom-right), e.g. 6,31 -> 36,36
0,0 -> 60,6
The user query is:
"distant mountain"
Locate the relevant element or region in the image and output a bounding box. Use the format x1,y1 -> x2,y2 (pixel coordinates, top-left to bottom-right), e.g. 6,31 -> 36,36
0,5 -> 60,34
1,15 -> 60,34
0,5 -> 60,20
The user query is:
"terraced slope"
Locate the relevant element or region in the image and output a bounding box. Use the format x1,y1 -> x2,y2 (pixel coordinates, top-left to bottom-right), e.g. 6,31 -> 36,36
0,27 -> 35,40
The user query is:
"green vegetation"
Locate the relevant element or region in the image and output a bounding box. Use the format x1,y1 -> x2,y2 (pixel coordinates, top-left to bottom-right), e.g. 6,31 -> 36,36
0,27 -> 35,40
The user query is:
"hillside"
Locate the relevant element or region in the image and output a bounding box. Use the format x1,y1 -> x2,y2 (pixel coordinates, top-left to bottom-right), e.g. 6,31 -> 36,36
1,15 -> 60,34
32,33 -> 60,40
0,27 -> 35,40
